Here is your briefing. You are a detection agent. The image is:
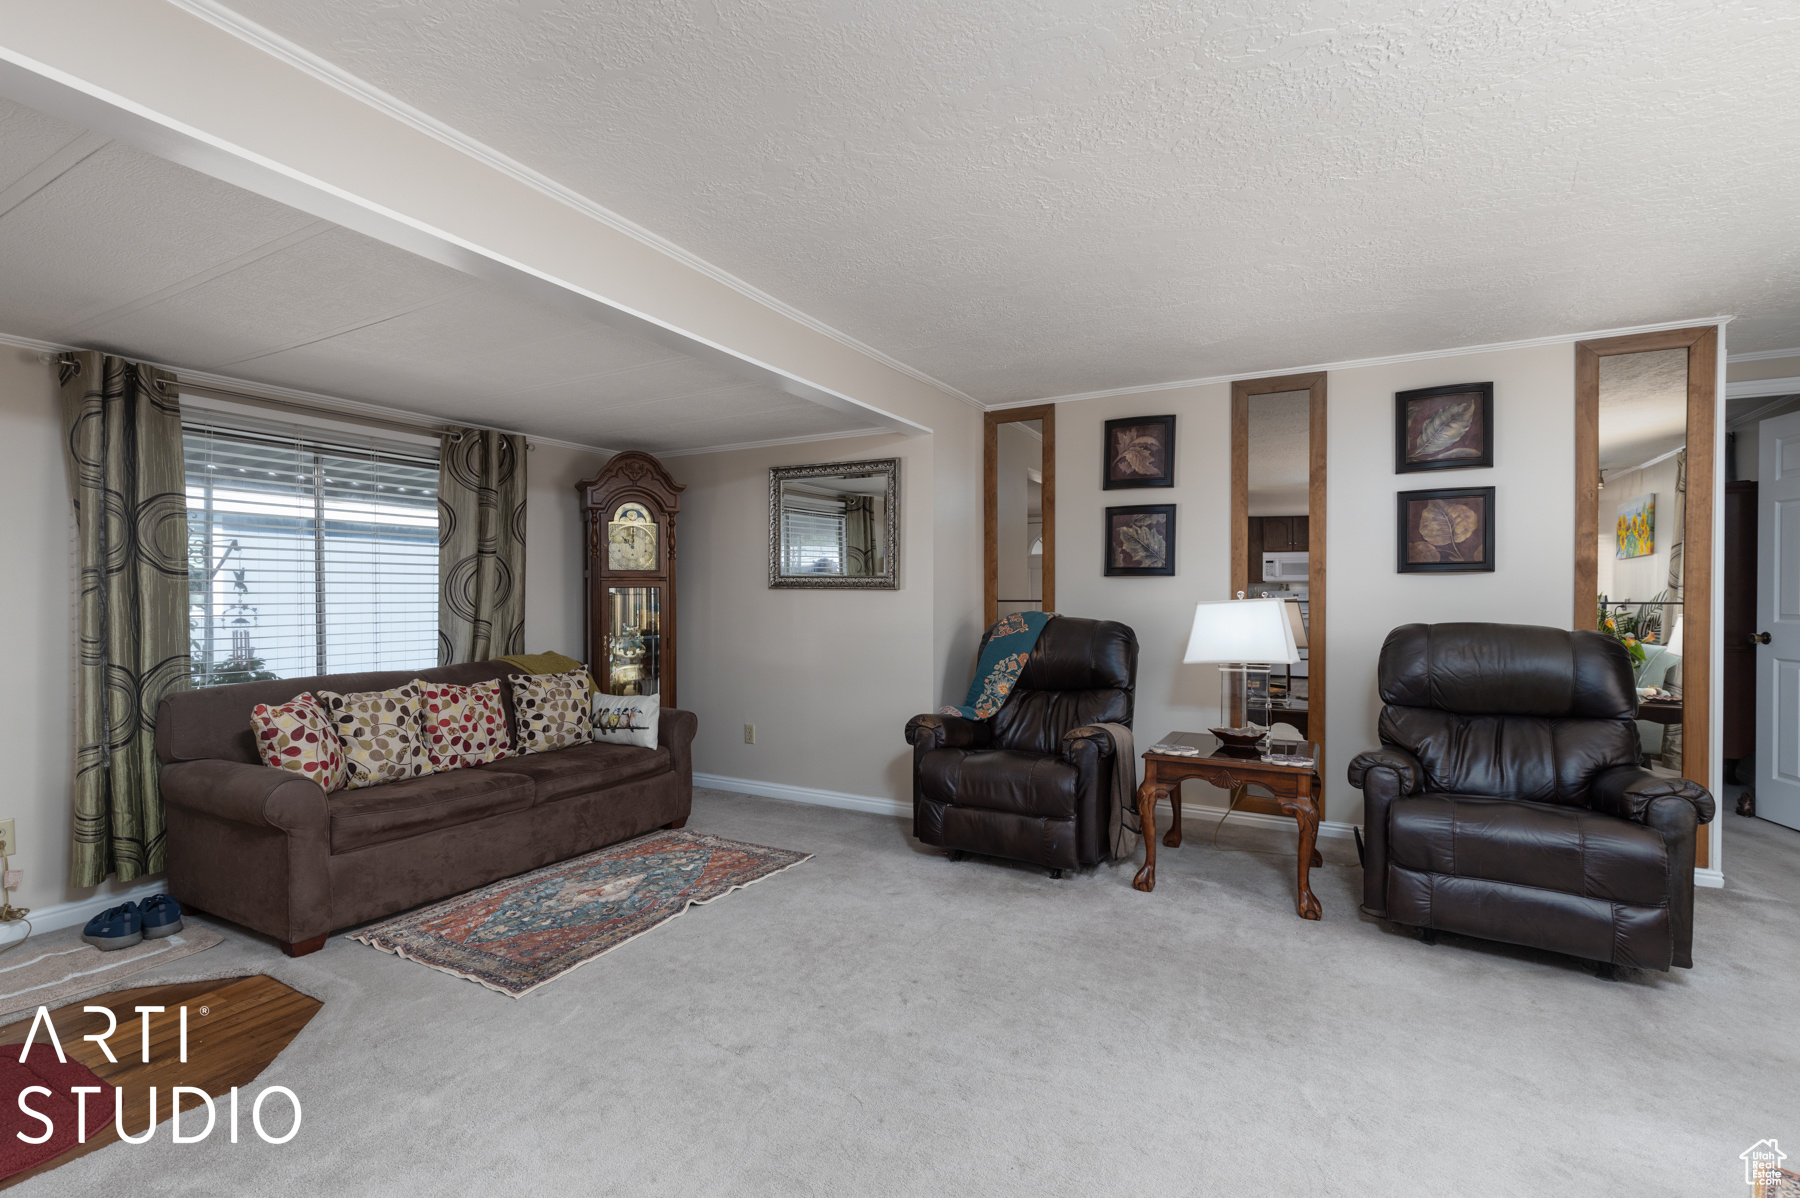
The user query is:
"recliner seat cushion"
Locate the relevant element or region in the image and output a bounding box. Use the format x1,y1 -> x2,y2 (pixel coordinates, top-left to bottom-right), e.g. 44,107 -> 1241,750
1388,794 -> 1669,906
918,749 -> 1077,819
481,741 -> 671,804
329,768 -> 534,853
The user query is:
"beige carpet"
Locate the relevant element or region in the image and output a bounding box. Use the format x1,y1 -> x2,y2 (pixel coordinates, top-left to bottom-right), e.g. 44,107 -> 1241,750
0,923 -> 222,1024
10,790 -> 1794,1197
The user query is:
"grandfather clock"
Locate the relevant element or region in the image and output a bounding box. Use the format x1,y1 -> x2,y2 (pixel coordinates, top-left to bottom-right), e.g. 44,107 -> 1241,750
578,451 -> 684,707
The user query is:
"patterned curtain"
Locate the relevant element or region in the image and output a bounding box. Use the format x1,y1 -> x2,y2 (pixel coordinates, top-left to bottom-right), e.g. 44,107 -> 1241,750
844,496 -> 877,576
59,352 -> 190,887
438,428 -> 526,665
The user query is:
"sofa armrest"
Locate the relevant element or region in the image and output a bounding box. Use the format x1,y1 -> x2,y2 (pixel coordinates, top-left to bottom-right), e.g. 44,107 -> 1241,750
159,759 -> 328,834
1346,746 -> 1424,795
905,713 -> 989,752
1590,766 -> 1716,825
659,708 -> 697,780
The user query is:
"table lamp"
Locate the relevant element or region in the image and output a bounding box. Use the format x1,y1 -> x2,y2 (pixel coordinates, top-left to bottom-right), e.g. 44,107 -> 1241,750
1184,596 -> 1301,757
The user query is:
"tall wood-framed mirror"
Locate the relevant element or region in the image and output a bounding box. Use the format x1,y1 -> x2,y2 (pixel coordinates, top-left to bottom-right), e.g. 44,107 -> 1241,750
984,406 -> 1054,625
1575,326 -> 1718,867
1230,372 -> 1329,801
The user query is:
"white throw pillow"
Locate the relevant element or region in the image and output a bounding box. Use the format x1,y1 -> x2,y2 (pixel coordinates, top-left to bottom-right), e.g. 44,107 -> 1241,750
591,692 -> 659,750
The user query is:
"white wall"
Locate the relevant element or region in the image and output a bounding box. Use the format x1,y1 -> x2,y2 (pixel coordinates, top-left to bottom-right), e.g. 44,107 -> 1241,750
1054,384 -> 1234,810
1324,344 -> 1576,823
523,442 -> 611,658
670,420 -> 982,804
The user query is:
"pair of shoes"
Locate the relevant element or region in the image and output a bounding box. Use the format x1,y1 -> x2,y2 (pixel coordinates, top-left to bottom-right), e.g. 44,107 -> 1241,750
81,895 -> 183,951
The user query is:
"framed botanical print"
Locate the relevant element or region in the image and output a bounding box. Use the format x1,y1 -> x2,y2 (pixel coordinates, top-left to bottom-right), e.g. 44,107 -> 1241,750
1395,382 -> 1493,472
1105,504 -> 1176,576
1103,414 -> 1176,489
1397,486 -> 1494,573
1616,494 -> 1655,558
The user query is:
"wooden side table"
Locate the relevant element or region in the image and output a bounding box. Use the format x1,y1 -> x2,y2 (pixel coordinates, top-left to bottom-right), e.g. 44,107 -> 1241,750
1133,731 -> 1324,920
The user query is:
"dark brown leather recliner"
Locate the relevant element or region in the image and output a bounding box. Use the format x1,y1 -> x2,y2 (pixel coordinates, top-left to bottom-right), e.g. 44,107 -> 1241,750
1349,622 -> 1715,972
905,617 -> 1137,875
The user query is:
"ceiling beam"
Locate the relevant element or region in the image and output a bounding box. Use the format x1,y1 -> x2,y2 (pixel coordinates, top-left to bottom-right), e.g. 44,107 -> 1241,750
0,0 -> 944,437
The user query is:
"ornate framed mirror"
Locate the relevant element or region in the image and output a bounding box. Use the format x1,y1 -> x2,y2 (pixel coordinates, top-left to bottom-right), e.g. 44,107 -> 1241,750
768,458 -> 899,590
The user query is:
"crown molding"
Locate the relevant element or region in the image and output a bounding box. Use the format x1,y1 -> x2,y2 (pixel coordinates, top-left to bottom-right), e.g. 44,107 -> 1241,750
998,315 -> 1736,410
1726,346 -> 1800,363
0,328 -> 617,455
1726,376 -> 1800,402
658,425 -> 888,458
162,0 -> 982,414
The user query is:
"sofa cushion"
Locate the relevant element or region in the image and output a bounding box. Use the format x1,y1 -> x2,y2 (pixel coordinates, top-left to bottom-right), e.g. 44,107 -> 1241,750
250,692 -> 346,793
480,741 -> 672,805
316,683 -> 433,790
917,748 -> 1077,820
329,768 -> 535,854
1388,794 -> 1669,906
509,668 -> 593,755
415,678 -> 512,771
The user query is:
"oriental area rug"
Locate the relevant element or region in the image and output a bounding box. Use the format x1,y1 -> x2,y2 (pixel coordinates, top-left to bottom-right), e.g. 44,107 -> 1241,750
348,830 -> 812,997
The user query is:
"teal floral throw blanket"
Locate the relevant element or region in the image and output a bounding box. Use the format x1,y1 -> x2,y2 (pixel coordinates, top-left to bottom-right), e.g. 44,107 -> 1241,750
940,611 -> 1055,720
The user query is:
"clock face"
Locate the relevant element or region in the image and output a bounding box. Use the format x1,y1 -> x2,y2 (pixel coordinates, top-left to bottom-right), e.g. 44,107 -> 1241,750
607,503 -> 658,571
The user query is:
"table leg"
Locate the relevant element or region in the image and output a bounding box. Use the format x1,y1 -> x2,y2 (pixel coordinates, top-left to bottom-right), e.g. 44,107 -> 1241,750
1276,781 -> 1323,920
1133,780 -> 1163,893
1162,782 -> 1183,848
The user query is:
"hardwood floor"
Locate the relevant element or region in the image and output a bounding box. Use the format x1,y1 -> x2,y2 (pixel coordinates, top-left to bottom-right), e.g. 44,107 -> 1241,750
0,975 -> 320,1188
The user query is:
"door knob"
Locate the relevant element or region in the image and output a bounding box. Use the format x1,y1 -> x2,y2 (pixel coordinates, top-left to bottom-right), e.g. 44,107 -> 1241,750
1753,632 -> 1772,644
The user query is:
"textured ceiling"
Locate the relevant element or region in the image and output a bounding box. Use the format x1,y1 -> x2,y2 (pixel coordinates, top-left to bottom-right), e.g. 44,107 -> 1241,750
221,0 -> 1800,404
1246,389 -> 1310,514
0,97 -> 878,452
1597,348 -> 1687,472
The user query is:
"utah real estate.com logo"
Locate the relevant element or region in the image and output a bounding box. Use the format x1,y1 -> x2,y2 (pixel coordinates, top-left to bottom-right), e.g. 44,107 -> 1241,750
14,1002 -> 300,1146
1743,1139 -> 1788,1189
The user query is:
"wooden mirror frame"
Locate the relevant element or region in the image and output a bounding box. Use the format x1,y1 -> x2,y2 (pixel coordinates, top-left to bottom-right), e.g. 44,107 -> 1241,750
1231,372 -> 1329,765
1574,325 -> 1718,867
984,406 -> 1055,626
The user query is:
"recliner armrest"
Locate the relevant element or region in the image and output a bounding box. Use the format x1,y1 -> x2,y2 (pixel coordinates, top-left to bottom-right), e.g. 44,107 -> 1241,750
905,713 -> 989,751
1590,766 -> 1716,825
1061,725 -> 1119,765
1346,746 -> 1424,795
159,758 -> 329,833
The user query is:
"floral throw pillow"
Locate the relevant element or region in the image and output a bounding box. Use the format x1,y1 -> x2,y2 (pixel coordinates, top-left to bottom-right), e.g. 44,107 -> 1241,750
315,683 -> 433,790
250,692 -> 347,793
508,668 -> 593,755
415,678 -> 512,771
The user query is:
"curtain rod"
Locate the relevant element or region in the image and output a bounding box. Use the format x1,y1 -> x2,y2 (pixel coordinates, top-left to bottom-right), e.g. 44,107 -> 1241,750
173,379 -> 458,441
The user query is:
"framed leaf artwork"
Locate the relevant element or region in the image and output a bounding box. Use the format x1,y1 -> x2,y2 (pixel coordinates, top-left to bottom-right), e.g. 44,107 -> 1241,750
1105,504 -> 1176,576
1616,494 -> 1655,558
1397,486 -> 1495,573
1394,382 -> 1493,472
1103,414 -> 1176,489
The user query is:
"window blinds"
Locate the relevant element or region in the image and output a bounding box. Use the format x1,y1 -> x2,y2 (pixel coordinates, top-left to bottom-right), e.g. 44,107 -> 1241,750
183,413 -> 440,686
781,499 -> 846,575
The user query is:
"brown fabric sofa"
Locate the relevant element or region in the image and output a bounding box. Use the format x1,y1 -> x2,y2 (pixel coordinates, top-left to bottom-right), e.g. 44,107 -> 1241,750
155,660 -> 696,956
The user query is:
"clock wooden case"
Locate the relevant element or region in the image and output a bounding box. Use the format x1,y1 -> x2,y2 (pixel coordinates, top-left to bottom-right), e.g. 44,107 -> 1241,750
578,451 -> 684,708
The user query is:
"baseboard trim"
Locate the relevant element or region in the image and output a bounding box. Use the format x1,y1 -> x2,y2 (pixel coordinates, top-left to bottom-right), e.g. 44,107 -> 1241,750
1694,867 -> 1725,889
694,773 -> 909,818
0,879 -> 168,946
694,773 -> 1360,839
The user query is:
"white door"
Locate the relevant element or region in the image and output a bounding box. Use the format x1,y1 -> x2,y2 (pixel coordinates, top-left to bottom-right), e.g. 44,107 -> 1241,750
1755,409 -> 1800,830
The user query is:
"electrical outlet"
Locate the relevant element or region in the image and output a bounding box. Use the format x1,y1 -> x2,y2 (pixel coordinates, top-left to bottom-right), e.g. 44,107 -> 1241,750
0,820 -> 15,857
744,724 -> 756,744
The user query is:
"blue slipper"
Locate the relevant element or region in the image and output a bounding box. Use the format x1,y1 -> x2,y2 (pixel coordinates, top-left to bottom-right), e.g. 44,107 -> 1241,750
140,894 -> 184,939
82,902 -> 143,951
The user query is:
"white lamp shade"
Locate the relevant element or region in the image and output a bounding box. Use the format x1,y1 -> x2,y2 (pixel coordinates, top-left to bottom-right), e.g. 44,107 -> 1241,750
1663,615 -> 1684,656
1183,598 -> 1300,665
